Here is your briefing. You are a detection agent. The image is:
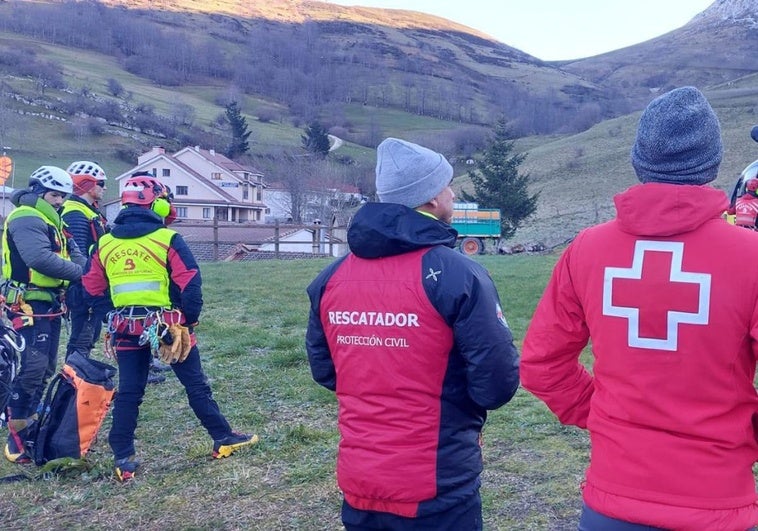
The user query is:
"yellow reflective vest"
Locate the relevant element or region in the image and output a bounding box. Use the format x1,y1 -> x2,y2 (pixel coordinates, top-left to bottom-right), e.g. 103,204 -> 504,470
60,198 -> 99,219
97,228 -> 175,308
2,205 -> 71,290
60,199 -> 107,254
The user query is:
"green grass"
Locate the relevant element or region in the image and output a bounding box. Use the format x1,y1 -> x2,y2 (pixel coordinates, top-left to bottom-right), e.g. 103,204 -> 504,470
0,254 -> 599,530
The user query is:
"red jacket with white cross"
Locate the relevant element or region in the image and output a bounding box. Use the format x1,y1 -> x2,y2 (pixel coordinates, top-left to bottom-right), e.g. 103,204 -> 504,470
521,183 -> 758,530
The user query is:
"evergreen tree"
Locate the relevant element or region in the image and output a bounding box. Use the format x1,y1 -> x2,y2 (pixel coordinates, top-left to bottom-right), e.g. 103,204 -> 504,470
460,117 -> 539,239
224,101 -> 251,159
301,121 -> 331,159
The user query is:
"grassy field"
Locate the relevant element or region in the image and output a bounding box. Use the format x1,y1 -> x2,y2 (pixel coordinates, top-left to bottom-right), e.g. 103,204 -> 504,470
0,253 -> 601,530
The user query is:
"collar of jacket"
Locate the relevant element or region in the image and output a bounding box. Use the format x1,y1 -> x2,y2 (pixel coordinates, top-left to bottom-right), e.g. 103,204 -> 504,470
38,197 -> 62,226
614,183 -> 728,237
110,205 -> 166,239
347,202 -> 458,259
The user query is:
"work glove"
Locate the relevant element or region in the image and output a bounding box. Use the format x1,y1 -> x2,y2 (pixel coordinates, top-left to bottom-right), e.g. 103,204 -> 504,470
157,323 -> 191,364
11,303 -> 34,330
179,324 -> 191,360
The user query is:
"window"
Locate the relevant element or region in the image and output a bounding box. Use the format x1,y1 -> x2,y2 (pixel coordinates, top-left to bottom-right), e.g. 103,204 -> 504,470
162,168 -> 171,177
211,172 -> 222,180
243,185 -> 249,200
176,207 -> 188,218
175,186 -> 188,196
256,187 -> 262,201
202,207 -> 211,219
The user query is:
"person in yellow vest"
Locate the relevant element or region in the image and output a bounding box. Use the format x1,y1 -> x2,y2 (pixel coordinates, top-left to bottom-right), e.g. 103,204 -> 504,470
60,161 -> 109,359
61,163 -> 171,383
82,172 -> 257,482
2,166 -> 85,463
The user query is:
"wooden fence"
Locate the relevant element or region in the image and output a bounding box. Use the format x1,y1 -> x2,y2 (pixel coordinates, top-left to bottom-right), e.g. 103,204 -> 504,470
0,218 -> 346,262
163,219 -> 344,261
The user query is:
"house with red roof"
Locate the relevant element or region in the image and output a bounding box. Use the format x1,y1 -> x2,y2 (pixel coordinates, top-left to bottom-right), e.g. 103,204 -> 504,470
107,146 -> 268,223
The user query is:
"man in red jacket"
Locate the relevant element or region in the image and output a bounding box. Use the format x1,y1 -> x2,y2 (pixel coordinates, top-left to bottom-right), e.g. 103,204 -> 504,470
521,86 -> 758,530
306,138 -> 520,530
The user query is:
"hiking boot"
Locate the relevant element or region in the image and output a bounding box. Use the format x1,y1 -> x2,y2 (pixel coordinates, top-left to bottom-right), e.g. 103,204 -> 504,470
212,432 -> 259,459
150,359 -> 172,372
147,371 -> 166,384
114,455 -> 140,482
4,419 -> 34,464
4,440 -> 31,464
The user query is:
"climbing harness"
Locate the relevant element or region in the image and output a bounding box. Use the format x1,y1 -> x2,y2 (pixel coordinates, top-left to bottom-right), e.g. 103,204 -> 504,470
0,281 -> 67,331
106,307 -> 183,356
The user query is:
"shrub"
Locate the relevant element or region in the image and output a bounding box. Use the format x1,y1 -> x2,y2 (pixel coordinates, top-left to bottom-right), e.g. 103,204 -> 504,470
106,78 -> 124,97
87,117 -> 106,136
256,107 -> 279,123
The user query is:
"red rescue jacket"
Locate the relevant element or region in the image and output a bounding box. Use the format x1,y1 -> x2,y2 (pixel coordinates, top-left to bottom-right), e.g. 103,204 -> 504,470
522,184 -> 758,530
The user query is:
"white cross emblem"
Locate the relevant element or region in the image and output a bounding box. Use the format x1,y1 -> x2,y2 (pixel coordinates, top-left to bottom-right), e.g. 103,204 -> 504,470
425,268 -> 441,281
602,240 -> 711,351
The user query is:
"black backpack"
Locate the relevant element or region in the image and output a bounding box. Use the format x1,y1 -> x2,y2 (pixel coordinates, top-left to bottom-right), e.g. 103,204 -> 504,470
30,351 -> 116,466
0,325 -> 24,427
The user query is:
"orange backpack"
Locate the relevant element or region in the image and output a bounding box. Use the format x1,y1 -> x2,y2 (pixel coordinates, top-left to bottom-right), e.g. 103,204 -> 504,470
31,351 -> 116,465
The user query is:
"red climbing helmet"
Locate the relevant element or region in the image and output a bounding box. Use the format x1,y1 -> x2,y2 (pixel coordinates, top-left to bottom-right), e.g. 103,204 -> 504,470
121,172 -> 169,206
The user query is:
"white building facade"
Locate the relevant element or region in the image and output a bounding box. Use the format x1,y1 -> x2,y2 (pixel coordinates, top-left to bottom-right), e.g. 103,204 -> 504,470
108,146 -> 268,223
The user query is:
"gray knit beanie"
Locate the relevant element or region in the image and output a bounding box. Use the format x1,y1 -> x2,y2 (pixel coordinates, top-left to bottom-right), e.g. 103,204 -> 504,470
375,138 -> 453,208
631,86 -> 722,185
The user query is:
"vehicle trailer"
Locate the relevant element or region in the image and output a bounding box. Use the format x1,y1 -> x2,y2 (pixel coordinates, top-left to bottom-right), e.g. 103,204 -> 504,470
451,202 -> 501,255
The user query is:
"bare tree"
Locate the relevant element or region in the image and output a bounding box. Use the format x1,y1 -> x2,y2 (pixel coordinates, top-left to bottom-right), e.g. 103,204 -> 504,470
306,160 -> 366,222
107,78 -> 124,97
0,94 -> 19,151
170,102 -> 196,127
69,117 -> 90,143
264,151 -> 310,223
264,153 -> 367,224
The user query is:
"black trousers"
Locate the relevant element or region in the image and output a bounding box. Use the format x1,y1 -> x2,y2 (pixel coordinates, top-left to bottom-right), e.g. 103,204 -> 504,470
7,301 -> 61,419
108,334 -> 232,460
65,304 -> 102,357
341,491 -> 481,531
579,504 -> 756,531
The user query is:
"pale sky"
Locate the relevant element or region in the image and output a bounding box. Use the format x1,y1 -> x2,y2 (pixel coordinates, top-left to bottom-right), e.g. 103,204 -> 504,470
326,0 -> 715,61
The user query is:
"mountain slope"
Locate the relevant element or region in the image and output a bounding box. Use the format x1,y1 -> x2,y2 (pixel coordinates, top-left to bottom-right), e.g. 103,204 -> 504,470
0,0 -> 757,247
95,0 -> 503,40
559,0 -> 758,107
2,0 -> 612,135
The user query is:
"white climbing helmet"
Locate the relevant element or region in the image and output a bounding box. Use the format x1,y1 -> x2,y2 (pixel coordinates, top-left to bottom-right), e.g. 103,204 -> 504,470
29,166 -> 74,194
